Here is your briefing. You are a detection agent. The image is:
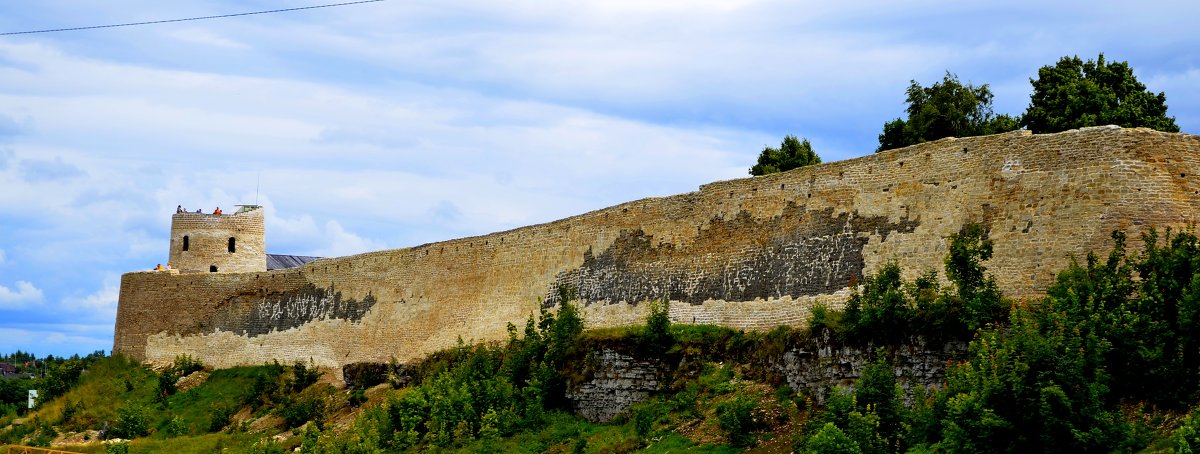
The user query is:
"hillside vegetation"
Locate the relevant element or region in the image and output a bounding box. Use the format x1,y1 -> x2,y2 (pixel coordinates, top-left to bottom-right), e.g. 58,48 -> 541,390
4,226 -> 1200,453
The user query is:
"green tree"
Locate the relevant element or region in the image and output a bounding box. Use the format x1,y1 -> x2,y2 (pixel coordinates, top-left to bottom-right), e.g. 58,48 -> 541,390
1021,54 -> 1178,133
877,72 -> 1019,152
111,404 -> 150,439
855,357 -> 903,450
640,298 -> 674,355
808,388 -> 887,454
750,135 -> 821,176
37,358 -> 86,405
0,377 -> 33,410
922,257 -> 1133,452
944,223 -> 1006,331
1175,408 -> 1200,453
1124,229 -> 1200,406
842,262 -> 915,344
804,423 -> 863,454
716,395 -> 759,448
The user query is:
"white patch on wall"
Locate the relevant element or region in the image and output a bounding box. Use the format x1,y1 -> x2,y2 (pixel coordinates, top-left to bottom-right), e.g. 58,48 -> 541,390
1000,158 -> 1024,178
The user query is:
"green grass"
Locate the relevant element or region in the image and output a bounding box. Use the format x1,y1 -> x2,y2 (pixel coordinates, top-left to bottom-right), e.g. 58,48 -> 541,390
580,325 -> 641,343
643,432 -> 739,453
443,411 -> 648,454
2,355 -> 307,448
155,365 -> 283,436
56,432 -> 281,453
42,355 -> 157,434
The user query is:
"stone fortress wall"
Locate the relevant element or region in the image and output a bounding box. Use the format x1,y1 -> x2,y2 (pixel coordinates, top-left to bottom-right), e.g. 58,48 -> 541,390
114,127 -> 1200,370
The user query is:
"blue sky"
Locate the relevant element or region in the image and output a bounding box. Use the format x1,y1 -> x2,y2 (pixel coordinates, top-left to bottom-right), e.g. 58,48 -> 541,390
1,1 -> 1197,358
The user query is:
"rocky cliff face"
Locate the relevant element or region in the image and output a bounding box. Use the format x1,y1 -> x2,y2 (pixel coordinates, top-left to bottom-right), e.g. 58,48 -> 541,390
567,338 -> 967,422
773,336 -> 967,405
567,349 -> 669,423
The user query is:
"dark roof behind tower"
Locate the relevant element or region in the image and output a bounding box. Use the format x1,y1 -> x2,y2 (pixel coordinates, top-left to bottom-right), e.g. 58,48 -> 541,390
266,254 -> 321,270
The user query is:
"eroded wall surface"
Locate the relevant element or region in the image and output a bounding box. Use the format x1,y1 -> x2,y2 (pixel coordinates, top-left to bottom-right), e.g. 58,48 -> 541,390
114,127 -> 1200,368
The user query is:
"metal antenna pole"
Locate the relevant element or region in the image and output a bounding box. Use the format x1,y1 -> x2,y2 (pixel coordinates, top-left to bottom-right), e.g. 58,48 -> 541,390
255,173 -> 261,205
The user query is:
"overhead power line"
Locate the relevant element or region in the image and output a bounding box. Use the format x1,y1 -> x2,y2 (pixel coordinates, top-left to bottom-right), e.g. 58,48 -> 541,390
0,0 -> 388,36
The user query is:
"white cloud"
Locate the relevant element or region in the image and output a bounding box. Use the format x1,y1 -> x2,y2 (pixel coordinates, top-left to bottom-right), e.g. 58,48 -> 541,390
0,40 -> 763,256
0,280 -> 43,308
312,220 -> 388,258
0,327 -> 112,356
18,155 -> 85,182
166,28 -> 247,49
63,277 -> 120,320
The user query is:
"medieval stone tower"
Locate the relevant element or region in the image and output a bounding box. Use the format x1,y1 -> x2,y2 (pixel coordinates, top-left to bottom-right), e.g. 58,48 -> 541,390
168,205 -> 266,273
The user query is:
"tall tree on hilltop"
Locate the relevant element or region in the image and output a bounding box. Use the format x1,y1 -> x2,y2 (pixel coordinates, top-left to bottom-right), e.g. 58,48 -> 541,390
877,72 -> 1019,152
749,135 -> 821,176
1021,53 -> 1179,133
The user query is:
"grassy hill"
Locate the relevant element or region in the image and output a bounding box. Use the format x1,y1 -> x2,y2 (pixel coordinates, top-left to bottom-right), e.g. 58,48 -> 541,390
1,325 -> 810,453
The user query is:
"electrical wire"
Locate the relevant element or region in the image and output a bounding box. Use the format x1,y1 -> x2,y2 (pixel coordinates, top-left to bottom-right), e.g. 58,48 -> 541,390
0,0 -> 388,36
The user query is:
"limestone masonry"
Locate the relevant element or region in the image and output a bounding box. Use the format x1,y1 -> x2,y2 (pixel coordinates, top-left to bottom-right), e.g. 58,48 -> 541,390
115,127 -> 1200,369
168,206 -> 266,274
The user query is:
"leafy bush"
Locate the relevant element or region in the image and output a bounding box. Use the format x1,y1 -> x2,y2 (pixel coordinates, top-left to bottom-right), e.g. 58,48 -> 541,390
807,304 -> 842,338
245,363 -> 286,410
854,356 -> 902,449
348,389 -> 367,407
1175,408 -> 1200,453
341,293 -> 587,452
277,393 -> 327,429
290,360 -> 321,393
716,395 -> 758,448
208,403 -> 233,432
943,223 -> 1006,331
38,359 -> 86,404
803,422 -> 862,454
631,401 -> 666,438
161,415 -> 186,437
804,388 -> 886,454
59,399 -> 80,425
0,377 -> 34,412
171,354 -> 204,376
843,261 -> 915,344
157,354 -> 205,400
156,369 -> 177,401
841,223 -> 1006,344
298,424 -> 322,454
639,298 -> 674,355
247,438 -> 288,454
111,404 -> 150,439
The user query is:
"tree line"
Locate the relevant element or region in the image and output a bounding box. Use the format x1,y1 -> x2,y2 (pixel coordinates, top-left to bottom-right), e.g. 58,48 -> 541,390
800,227 -> 1200,452
0,350 -> 107,418
752,53 -> 1180,175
